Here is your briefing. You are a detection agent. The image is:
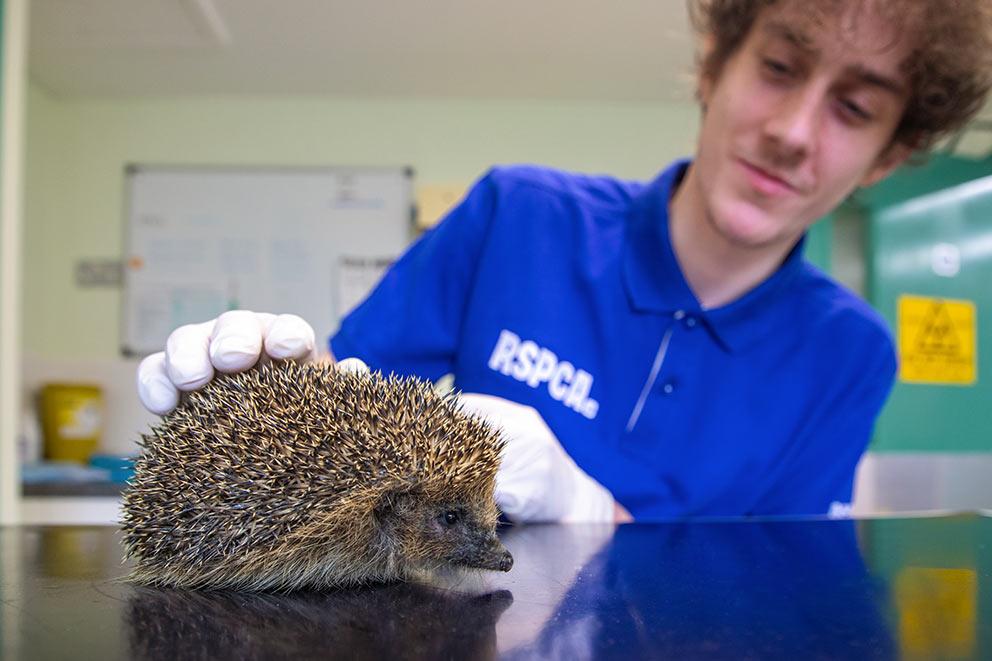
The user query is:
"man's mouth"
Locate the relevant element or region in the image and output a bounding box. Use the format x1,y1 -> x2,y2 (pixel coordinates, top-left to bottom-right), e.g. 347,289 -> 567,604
737,158 -> 800,196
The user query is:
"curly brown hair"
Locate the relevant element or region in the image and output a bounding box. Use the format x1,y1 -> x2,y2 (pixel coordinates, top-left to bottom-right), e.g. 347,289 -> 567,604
688,0 -> 992,152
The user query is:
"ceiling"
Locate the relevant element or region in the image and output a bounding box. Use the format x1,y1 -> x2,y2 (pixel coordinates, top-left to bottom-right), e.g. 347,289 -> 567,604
28,0 -> 699,102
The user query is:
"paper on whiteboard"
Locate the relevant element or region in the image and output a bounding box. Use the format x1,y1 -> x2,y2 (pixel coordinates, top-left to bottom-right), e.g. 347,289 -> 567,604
336,255 -> 394,318
123,167 -> 412,355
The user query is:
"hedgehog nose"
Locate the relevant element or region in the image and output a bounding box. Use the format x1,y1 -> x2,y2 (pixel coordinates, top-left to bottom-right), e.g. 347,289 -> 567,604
498,550 -> 513,572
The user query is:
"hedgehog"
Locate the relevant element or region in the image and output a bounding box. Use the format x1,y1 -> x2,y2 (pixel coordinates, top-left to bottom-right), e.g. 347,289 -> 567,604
121,360 -> 512,591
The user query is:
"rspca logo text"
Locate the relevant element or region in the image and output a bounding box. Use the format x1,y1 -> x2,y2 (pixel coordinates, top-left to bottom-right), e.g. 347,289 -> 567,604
487,329 -> 599,419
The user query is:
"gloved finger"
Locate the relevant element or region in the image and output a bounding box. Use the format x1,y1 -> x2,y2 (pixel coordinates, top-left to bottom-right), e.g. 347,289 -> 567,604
494,479 -> 535,522
137,351 -> 180,415
460,393 -> 560,522
165,320 -> 217,391
458,394 -> 553,456
495,468 -> 560,523
493,487 -> 525,522
457,393 -> 545,428
209,310 -> 265,373
335,357 -> 370,374
264,313 -> 318,361
493,435 -> 559,521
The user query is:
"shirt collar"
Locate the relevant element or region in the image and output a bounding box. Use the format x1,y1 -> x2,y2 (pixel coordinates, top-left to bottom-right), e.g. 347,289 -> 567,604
622,159 -> 808,353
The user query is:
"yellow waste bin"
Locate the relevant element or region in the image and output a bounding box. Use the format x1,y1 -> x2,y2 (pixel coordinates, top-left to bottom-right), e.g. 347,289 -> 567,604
39,383 -> 104,463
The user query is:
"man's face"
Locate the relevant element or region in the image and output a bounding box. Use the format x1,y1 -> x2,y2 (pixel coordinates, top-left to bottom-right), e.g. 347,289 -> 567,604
693,0 -> 913,250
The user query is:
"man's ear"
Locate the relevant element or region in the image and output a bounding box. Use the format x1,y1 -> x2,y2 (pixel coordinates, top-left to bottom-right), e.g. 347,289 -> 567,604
696,34 -> 717,108
860,142 -> 913,188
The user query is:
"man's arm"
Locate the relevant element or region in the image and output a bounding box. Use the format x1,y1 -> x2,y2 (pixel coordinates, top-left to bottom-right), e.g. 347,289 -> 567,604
752,337 -> 897,516
330,170 -> 500,380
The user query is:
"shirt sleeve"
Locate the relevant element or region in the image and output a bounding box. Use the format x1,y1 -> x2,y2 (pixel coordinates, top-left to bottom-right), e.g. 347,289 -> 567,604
754,331 -> 898,516
330,169 -> 500,381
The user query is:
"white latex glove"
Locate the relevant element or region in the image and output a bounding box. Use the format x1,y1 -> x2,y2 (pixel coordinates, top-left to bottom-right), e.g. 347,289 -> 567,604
458,393 -> 616,523
136,310 -> 320,415
334,357 -> 371,374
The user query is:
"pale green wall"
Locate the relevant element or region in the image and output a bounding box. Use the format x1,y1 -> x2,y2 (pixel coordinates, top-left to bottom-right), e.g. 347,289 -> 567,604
24,82 -> 702,359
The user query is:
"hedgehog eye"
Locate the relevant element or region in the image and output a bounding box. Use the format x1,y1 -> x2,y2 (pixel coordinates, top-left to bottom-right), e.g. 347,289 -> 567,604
442,510 -> 460,526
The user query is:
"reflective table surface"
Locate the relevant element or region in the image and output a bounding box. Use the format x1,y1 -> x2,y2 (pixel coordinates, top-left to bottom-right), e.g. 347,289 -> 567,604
1,515 -> 989,660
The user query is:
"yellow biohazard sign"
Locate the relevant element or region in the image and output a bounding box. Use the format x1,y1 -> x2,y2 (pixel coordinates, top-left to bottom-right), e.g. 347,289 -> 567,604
898,295 -> 976,385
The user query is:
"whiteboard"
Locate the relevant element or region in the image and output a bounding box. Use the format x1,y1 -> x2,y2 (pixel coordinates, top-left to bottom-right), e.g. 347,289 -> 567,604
122,165 -> 414,357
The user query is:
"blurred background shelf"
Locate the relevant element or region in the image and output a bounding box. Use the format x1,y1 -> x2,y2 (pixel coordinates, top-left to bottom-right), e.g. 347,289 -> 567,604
22,481 -> 124,497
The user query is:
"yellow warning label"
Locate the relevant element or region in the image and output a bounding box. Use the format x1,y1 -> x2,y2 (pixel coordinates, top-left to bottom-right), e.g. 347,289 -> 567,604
898,295 -> 976,385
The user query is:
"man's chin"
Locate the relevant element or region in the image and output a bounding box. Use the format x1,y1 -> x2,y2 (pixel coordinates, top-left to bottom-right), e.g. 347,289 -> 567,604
711,203 -> 791,251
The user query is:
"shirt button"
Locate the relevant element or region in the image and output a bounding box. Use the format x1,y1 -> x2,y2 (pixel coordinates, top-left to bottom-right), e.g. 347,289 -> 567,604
662,382 -> 675,395
673,310 -> 686,320
685,316 -> 697,329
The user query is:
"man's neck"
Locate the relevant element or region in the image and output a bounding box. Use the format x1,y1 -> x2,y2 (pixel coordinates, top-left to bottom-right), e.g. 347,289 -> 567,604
668,164 -> 799,310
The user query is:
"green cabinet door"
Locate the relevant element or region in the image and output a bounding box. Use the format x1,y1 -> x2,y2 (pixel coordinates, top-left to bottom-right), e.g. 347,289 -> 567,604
868,156 -> 992,451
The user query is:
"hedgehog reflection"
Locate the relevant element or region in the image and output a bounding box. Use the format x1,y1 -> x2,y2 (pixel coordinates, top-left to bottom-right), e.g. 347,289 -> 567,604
122,361 -> 512,591
126,584 -> 513,661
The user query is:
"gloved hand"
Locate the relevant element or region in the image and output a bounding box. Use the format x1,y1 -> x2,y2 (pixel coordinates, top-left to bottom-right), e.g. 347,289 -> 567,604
136,310 -> 322,415
458,394 -> 617,523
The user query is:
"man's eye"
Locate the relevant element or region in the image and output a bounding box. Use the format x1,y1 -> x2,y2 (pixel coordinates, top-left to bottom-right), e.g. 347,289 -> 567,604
762,58 -> 793,77
443,510 -> 460,525
839,99 -> 873,122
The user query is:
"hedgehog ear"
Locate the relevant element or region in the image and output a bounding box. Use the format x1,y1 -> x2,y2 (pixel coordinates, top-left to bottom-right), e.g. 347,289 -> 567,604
373,488 -> 419,521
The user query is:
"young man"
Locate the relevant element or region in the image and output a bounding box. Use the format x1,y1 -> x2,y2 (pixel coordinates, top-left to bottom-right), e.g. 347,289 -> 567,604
138,0 -> 992,521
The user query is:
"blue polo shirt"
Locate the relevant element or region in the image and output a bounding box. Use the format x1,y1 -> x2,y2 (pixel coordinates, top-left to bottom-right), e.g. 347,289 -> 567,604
331,161 -> 897,519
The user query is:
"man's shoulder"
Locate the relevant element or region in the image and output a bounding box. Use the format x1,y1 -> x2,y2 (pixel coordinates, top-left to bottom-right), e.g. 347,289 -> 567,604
482,164 -> 646,213
795,263 -> 895,357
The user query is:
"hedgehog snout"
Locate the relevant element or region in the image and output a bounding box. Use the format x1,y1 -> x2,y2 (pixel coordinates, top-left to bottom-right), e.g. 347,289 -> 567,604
459,533 -> 514,573
497,549 -> 514,572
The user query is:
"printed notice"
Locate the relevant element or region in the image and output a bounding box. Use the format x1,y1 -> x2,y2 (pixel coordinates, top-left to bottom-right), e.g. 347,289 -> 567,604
898,295 -> 977,385
336,255 -> 394,318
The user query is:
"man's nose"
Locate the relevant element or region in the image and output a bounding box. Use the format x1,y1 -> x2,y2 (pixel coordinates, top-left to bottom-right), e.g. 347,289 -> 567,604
763,85 -> 822,163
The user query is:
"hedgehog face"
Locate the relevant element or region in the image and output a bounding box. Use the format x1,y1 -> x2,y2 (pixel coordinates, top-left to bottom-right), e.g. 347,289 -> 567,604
377,492 -> 513,574
422,501 -> 513,573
